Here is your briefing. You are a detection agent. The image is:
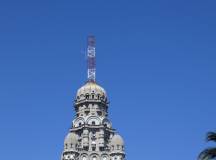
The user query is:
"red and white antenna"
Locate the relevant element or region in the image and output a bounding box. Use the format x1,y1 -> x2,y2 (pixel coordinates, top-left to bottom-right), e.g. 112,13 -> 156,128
87,35 -> 96,82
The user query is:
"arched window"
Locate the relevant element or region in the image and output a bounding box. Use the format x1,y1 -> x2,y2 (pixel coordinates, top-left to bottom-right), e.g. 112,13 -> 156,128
86,94 -> 89,99
100,95 -> 105,101
92,131 -> 96,136
97,111 -> 102,116
112,145 -> 114,150
92,147 -> 96,151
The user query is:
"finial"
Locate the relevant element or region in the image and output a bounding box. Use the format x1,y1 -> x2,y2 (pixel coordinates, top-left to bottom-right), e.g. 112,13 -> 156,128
87,35 -> 96,82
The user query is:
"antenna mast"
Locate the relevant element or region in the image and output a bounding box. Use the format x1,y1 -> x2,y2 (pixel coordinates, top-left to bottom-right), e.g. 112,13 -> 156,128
87,35 -> 96,82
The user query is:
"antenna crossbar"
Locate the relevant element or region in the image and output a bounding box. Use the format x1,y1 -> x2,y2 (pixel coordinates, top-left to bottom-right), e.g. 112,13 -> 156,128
87,35 -> 96,82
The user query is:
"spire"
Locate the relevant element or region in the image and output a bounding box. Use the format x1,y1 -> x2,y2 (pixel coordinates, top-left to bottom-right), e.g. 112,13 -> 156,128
87,35 -> 96,82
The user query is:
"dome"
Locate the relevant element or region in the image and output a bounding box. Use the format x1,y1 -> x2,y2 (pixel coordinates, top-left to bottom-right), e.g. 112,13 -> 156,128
110,134 -> 124,146
75,81 -> 107,103
64,132 -> 78,146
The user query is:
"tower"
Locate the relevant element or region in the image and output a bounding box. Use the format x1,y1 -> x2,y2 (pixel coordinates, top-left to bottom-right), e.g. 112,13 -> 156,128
60,36 -> 125,160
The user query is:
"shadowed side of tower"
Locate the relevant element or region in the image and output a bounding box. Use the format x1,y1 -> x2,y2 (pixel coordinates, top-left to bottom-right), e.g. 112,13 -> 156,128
60,36 -> 125,160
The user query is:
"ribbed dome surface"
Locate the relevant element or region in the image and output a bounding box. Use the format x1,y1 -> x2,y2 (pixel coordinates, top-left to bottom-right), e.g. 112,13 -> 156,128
110,134 -> 124,146
64,132 -> 78,145
76,81 -> 107,100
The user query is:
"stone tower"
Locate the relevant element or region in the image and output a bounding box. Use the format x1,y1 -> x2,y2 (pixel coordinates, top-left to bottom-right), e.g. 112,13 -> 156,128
60,36 -> 125,160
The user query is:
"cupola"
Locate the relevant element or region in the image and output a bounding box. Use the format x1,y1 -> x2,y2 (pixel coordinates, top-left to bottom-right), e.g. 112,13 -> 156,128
110,134 -> 125,152
64,132 -> 78,151
75,81 -> 108,104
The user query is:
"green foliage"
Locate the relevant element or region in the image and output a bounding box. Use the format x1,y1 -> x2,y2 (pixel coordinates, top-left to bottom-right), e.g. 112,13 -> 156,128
198,132 -> 216,160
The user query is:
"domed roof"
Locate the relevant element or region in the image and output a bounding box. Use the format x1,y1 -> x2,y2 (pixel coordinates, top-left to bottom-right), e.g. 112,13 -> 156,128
110,134 -> 124,146
64,132 -> 78,145
76,81 -> 107,103
77,81 -> 106,96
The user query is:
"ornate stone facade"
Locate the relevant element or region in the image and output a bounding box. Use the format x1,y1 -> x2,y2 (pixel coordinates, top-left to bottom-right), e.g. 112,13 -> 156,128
60,81 -> 125,160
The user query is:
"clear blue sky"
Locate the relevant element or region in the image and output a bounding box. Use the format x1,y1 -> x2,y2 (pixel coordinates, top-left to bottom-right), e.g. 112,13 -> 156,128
0,0 -> 216,159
